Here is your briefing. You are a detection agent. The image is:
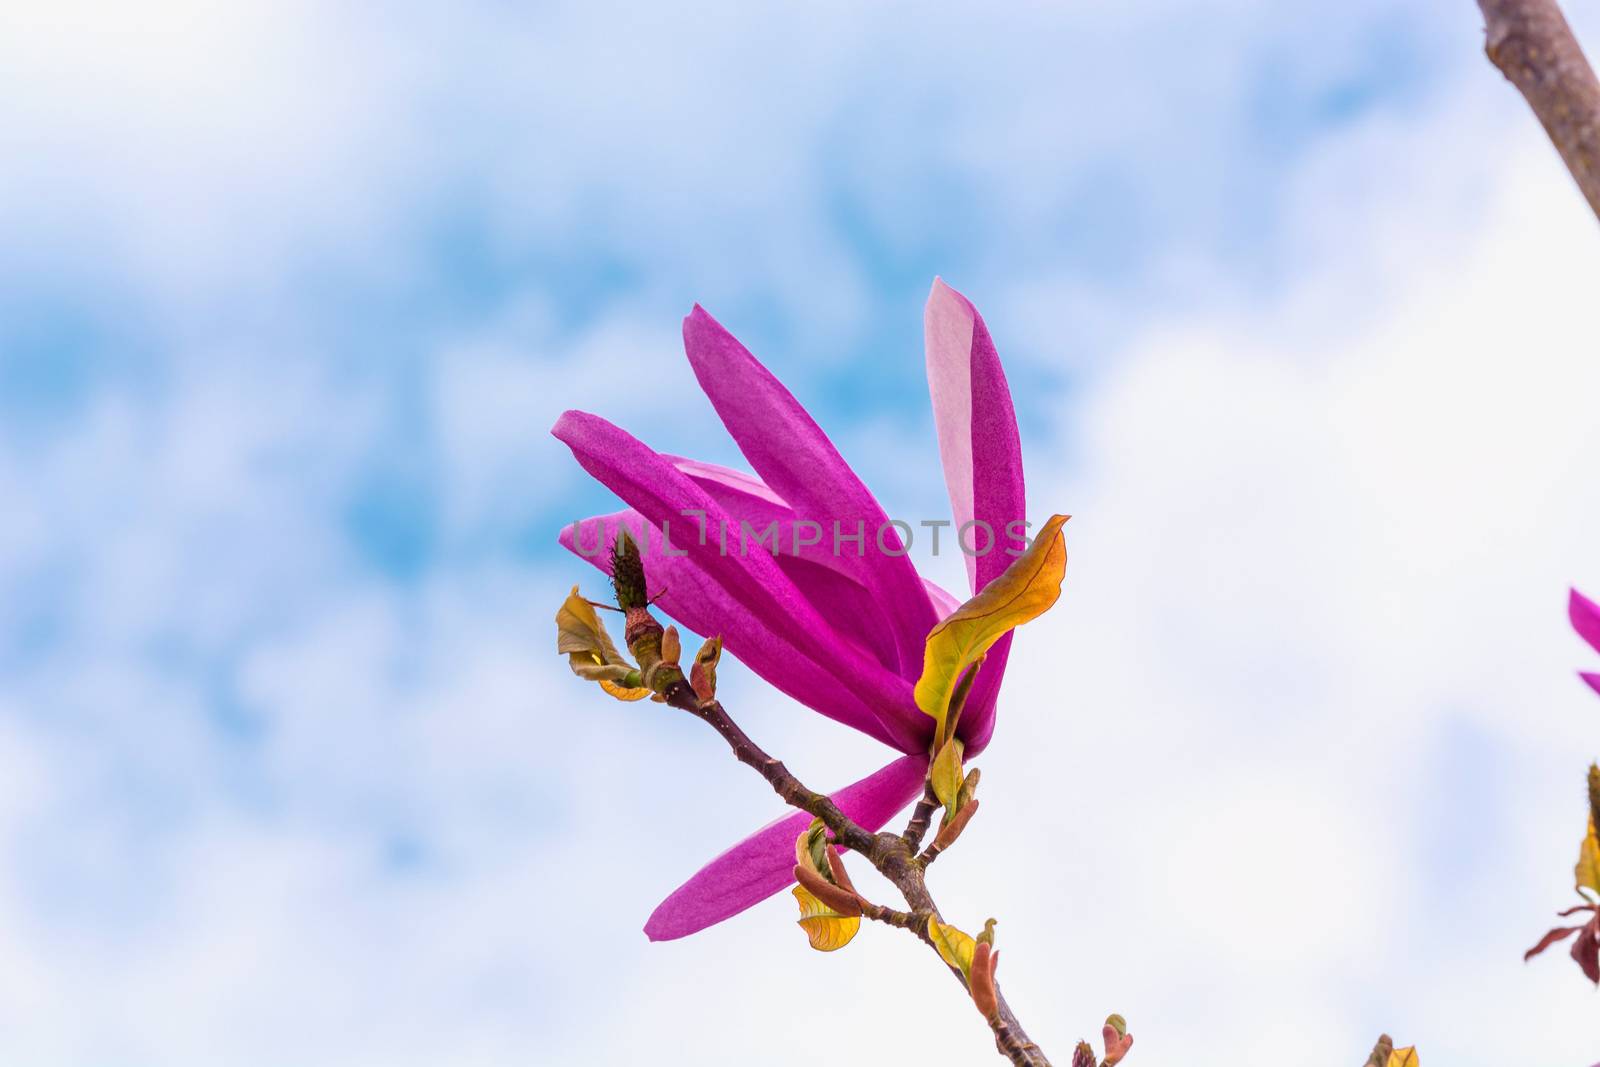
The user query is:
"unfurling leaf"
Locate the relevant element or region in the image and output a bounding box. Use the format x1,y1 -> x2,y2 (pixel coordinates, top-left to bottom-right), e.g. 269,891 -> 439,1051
931,737 -> 965,821
977,918 -> 997,947
795,819 -> 830,877
690,636 -> 722,703
792,884 -> 860,951
793,863 -> 862,917
1577,816 -> 1600,895
914,514 -> 1069,740
930,798 -> 979,853
556,586 -> 650,701
969,940 -> 999,1022
824,844 -> 858,896
927,916 -> 977,979
1385,1048 -> 1418,1067
1102,1014 -> 1133,1066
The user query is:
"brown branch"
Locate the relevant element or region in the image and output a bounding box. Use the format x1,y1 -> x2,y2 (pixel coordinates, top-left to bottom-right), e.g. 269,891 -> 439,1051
1478,0 -> 1600,221
901,780 -> 941,850
610,532 -> 1057,1065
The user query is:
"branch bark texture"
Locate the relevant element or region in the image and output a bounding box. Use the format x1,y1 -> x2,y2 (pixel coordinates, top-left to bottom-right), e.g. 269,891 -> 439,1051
1479,0 -> 1600,221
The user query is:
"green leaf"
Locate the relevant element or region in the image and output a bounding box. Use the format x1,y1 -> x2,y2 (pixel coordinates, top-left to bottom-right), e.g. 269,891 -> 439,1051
930,737 -> 965,821
914,514 -> 1069,740
927,916 -> 977,979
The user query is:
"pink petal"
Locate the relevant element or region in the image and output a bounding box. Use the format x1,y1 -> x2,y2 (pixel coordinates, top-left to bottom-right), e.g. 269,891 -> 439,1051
561,510 -> 915,750
924,278 -> 1027,596
552,410 -> 925,748
1583,672 -> 1600,699
643,753 -> 929,941
682,307 -> 939,677
668,456 -> 901,671
1573,588 -> 1600,657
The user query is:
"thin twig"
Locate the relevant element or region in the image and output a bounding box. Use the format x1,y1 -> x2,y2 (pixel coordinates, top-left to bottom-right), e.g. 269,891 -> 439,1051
1478,0 -> 1600,222
902,780 -> 941,850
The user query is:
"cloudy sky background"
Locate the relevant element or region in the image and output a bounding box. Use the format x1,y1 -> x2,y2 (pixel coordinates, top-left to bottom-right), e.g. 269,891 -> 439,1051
3,1 -> 1600,1063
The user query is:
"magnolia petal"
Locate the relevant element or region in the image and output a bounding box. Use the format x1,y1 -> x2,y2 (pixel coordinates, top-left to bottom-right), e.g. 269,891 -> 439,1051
552,411 -> 915,726
643,754 -> 928,941
927,916 -> 977,978
924,278 -> 1026,595
561,510 -> 916,750
1575,588 -> 1600,657
669,458 -> 905,672
681,306 -> 938,674
1584,672 -> 1600,698
914,514 -> 1069,741
793,884 -> 860,951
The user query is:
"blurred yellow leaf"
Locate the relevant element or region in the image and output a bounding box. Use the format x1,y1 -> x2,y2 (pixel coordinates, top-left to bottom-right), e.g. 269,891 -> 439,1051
1386,1047 -> 1418,1067
914,515 -> 1068,740
1577,817 -> 1600,895
557,586 -> 650,701
927,916 -> 976,978
793,884 -> 859,951
930,737 -> 965,819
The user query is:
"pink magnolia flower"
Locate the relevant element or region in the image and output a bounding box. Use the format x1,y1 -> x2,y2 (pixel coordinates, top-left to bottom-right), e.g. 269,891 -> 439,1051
552,279 -> 1026,940
1572,589 -> 1600,698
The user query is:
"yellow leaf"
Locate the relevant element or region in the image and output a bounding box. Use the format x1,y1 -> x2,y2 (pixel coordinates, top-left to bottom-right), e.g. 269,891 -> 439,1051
926,916 -> 976,978
1386,1047 -> 1418,1067
792,885 -> 859,951
930,737 -> 965,819
914,515 -> 1069,740
557,586 -> 651,701
1578,817 -> 1600,895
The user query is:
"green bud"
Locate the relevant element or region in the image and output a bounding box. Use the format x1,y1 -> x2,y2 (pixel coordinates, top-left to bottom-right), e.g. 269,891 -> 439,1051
610,531 -> 648,610
1104,1014 -> 1127,1038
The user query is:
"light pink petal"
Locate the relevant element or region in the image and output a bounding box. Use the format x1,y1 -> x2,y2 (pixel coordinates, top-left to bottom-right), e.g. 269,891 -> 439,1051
682,307 -> 938,677
923,578 -> 962,619
1573,588 -> 1600,657
560,510 -> 912,749
643,753 -> 929,941
924,278 -> 1027,596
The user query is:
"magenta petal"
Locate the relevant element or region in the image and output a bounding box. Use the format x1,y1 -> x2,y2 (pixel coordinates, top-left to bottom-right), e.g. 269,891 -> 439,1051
1583,672 -> 1600,699
682,307 -> 938,676
643,754 -> 929,941
1573,588 -> 1600,657
669,456 -> 901,671
924,278 -> 1026,596
552,410 -> 924,747
956,632 -> 1011,757
560,510 -> 914,750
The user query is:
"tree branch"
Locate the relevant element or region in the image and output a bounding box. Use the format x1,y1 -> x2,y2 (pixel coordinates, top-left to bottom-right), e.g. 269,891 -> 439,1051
1478,0 -> 1600,222
608,532 -> 1061,1065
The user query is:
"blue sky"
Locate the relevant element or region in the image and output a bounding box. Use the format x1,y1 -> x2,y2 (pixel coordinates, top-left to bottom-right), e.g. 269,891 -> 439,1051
3,1 -> 1600,1063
